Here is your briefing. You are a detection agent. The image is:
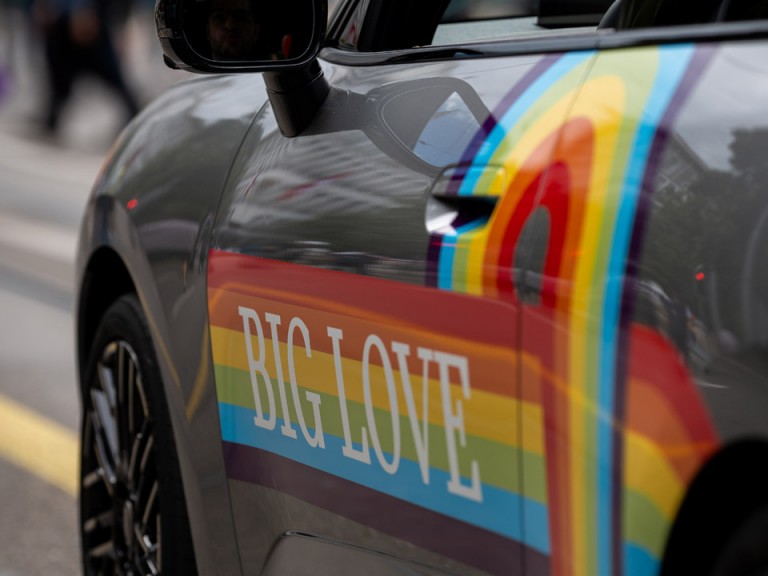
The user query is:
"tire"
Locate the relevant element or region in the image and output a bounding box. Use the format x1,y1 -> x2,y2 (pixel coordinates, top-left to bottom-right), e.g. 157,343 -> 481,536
79,294 -> 197,575
711,505 -> 768,576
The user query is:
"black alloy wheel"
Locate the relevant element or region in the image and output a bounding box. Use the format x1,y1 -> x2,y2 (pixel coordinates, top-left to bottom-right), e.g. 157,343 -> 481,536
710,504 -> 768,576
80,295 -> 196,575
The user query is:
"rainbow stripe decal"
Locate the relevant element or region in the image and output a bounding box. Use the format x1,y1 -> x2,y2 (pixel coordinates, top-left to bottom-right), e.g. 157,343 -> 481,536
208,253 -> 530,574
208,45 -> 719,576
428,45 -> 718,576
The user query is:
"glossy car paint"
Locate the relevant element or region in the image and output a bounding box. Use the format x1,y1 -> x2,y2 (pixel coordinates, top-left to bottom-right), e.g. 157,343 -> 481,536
78,73 -> 268,575
77,4 -> 768,576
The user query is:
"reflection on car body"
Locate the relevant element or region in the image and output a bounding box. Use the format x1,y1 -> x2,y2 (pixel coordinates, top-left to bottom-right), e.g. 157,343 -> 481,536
76,0 -> 768,575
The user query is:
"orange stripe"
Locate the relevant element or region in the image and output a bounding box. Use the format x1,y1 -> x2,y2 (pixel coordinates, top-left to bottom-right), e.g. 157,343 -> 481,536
626,379 -> 716,482
627,325 -> 717,447
209,251 -> 517,350
209,287 -> 520,399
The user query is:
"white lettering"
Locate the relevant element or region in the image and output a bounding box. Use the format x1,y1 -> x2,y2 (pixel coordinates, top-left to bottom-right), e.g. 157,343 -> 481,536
435,351 -> 482,502
264,313 -> 298,440
236,305 -> 483,503
287,317 -> 325,448
238,306 -> 276,430
391,342 -> 432,485
362,335 -> 401,475
327,327 -> 370,463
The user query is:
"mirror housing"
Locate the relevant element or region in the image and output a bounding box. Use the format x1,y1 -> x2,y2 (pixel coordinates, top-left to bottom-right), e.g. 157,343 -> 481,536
155,0 -> 327,73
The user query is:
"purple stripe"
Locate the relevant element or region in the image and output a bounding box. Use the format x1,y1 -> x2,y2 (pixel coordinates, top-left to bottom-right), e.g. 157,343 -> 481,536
429,54 -> 565,287
426,234 -> 443,287
610,45 -> 717,576
224,441 -> 547,575
447,53 -> 564,195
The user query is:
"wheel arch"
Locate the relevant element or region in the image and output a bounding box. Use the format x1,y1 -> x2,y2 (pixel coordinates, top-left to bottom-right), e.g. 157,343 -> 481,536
660,438 -> 768,575
75,239 -> 246,575
76,246 -> 136,387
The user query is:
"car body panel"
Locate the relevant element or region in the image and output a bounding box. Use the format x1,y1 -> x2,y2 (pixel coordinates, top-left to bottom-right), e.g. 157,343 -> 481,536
490,44 -> 720,576
207,51 -> 595,575
77,73 -> 269,575
205,37 -> 768,576
76,2 -> 768,575
209,253 -> 523,573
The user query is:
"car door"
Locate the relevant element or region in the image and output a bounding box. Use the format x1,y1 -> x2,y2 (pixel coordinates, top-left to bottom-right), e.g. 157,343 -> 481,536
204,1 -> 602,575
513,42 -> 719,576
516,3 -> 768,576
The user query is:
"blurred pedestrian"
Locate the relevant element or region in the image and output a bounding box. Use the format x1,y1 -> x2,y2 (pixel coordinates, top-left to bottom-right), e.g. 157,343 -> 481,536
1,0 -> 33,102
34,0 -> 139,135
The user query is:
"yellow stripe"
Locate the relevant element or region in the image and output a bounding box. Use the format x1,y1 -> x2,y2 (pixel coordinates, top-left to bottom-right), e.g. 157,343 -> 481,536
624,430 -> 684,520
521,401 -> 545,456
463,226 -> 489,296
0,393 -> 78,497
483,64 -> 588,192
463,86 -> 585,297
565,75 -> 626,576
211,325 -> 549,454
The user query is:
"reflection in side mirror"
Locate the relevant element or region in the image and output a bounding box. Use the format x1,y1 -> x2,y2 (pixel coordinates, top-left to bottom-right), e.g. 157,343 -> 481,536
156,0 -> 326,73
206,0 -> 265,60
185,0 -> 313,62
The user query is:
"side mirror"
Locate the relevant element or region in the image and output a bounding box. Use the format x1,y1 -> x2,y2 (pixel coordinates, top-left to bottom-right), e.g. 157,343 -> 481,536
156,0 -> 327,73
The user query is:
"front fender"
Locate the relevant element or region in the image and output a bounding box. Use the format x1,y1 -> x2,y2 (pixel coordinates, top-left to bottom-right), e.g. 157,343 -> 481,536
76,72 -> 269,576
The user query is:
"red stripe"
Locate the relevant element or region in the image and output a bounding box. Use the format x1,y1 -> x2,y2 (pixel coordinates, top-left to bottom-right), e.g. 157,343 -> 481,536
626,324 -> 718,482
209,249 -> 518,344
208,286 -> 519,398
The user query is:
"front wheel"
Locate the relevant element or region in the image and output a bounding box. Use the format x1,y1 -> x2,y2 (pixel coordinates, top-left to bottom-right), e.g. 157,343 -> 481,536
79,294 -> 197,575
711,505 -> 768,576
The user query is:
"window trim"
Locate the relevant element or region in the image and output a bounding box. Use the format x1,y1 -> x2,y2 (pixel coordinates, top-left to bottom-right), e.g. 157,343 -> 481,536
321,18 -> 768,67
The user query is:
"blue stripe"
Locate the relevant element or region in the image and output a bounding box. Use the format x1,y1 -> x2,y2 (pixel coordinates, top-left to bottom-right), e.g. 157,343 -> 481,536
524,499 -> 551,555
219,402 -> 550,554
597,44 -> 695,576
459,51 -> 595,196
624,543 -> 660,576
438,228 -> 458,289
438,218 -> 489,290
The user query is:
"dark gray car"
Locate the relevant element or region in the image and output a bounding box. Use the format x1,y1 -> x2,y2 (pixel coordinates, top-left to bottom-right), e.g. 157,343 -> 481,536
76,0 -> 768,575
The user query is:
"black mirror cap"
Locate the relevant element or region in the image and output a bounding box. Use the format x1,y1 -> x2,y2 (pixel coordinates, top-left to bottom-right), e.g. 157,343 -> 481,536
155,0 -> 327,73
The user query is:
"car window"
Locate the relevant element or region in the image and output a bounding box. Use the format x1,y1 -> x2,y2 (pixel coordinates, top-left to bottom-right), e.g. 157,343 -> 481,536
433,0 -> 608,45
433,16 -> 596,45
336,0 -> 611,50
603,0 -> 768,29
334,0 -> 768,53
721,0 -> 768,21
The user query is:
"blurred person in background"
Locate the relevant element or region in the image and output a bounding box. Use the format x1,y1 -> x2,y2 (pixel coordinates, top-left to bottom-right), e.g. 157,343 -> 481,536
34,0 -> 139,135
0,0 -> 35,102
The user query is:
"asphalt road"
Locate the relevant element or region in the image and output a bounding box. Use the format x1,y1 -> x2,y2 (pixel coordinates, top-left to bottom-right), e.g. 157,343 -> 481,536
0,10 -> 187,573
0,279 -> 81,575
0,137 -> 94,574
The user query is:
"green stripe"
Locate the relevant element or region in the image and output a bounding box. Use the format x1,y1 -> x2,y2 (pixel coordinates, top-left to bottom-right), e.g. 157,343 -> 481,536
522,450 -> 547,503
215,363 -> 522,493
623,489 -> 669,557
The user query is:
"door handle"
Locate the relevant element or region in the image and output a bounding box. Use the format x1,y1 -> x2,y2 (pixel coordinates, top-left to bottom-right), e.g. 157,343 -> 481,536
426,164 -> 507,233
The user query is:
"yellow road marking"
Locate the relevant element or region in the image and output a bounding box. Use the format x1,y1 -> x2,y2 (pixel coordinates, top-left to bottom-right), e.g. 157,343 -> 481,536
0,393 -> 78,497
